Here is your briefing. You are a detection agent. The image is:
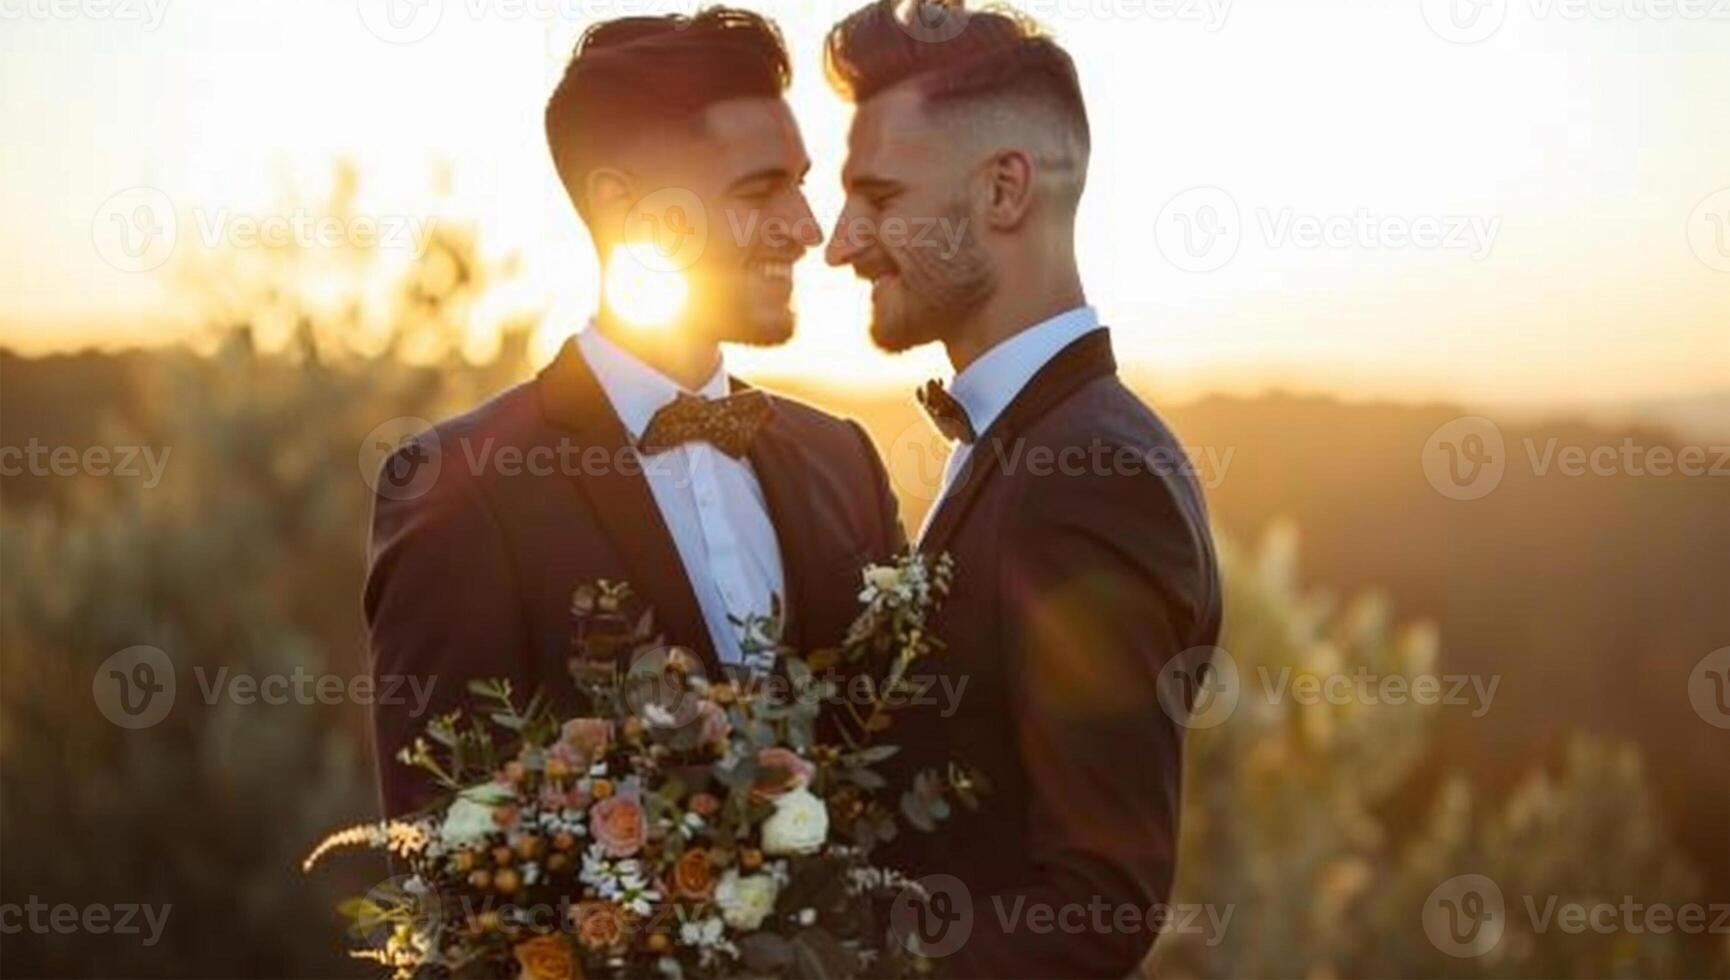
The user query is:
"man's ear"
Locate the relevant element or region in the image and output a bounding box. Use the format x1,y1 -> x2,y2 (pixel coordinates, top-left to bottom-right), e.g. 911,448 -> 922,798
582,167 -> 637,242
980,147 -> 1036,231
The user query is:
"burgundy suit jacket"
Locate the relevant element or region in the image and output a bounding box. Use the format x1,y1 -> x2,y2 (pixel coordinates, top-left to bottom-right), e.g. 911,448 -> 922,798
364,338 -> 904,818
883,328 -> 1222,978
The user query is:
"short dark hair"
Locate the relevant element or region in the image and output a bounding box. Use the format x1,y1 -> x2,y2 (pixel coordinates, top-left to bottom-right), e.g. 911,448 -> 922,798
545,7 -> 792,205
824,0 -> 1089,151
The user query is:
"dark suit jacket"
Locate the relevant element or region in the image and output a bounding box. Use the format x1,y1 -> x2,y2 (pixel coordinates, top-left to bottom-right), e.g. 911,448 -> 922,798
885,328 -> 1221,979
364,338 -> 904,818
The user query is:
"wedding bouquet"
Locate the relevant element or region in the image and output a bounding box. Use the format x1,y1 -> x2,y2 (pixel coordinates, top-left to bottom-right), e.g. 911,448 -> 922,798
306,552 -> 983,979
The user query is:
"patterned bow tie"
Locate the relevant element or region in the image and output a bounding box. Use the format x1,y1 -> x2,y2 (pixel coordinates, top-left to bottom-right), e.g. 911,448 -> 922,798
917,379 -> 976,444
638,390 -> 772,459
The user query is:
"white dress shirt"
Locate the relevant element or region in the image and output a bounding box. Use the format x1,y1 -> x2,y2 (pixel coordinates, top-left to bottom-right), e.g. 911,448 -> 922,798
918,305 -> 1103,541
577,325 -> 785,668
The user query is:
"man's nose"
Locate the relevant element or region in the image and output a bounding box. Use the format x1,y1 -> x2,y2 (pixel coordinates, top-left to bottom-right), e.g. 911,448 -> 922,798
826,208 -> 864,267
790,191 -> 824,250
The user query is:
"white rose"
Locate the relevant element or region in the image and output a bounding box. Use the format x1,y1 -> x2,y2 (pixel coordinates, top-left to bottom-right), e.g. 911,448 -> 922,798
715,869 -> 779,931
863,565 -> 902,593
439,796 -> 496,846
760,787 -> 829,856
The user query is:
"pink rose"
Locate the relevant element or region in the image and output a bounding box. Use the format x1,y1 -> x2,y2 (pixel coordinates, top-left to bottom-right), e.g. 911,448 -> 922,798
589,793 -> 648,857
562,718 -> 612,761
752,747 -> 815,800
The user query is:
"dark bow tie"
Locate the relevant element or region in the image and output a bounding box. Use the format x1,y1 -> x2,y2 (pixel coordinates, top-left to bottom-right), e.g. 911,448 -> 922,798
917,379 -> 976,444
638,390 -> 772,459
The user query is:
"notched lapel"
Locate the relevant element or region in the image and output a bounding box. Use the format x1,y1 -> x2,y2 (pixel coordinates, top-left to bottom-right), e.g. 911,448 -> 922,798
919,328 -> 1118,556
537,339 -> 720,673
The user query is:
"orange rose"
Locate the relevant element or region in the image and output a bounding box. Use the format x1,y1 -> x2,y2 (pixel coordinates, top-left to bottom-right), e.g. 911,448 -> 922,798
570,900 -> 629,952
513,934 -> 578,980
671,847 -> 716,901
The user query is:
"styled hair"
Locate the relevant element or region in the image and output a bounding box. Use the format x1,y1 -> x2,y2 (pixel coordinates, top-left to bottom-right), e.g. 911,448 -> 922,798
824,0 -> 1089,152
545,7 -> 792,206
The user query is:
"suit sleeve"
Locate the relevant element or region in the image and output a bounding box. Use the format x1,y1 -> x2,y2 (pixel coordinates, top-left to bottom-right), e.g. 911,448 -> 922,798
946,464 -> 1213,979
363,449 -> 530,818
849,419 -> 909,558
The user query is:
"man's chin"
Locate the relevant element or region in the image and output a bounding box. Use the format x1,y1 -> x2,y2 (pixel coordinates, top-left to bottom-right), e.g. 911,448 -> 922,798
869,314 -> 936,354
718,310 -> 795,348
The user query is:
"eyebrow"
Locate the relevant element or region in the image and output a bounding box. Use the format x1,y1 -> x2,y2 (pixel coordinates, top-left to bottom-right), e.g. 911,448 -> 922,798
845,174 -> 901,195
726,161 -> 811,192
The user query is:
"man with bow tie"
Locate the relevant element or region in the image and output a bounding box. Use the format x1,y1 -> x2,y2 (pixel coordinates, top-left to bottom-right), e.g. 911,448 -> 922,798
364,8 -> 903,819
825,2 -> 1222,976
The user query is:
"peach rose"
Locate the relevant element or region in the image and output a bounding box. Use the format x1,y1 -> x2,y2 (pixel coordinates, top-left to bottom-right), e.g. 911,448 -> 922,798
752,747 -> 816,800
569,900 -> 628,952
562,719 -> 612,762
670,847 -> 716,901
512,934 -> 578,980
589,793 -> 647,857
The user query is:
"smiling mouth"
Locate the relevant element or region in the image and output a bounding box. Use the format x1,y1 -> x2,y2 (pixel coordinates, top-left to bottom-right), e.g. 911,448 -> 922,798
750,258 -> 793,286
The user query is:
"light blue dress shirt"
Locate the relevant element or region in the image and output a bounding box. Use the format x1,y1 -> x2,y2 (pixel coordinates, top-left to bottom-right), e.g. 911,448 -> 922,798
918,305 -> 1103,541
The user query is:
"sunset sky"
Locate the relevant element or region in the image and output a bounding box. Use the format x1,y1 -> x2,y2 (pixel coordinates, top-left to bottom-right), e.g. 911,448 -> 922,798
1,0 -> 1726,403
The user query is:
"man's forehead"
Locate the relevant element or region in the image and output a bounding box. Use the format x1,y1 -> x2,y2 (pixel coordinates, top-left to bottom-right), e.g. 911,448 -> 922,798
846,88 -> 945,176
699,97 -> 805,159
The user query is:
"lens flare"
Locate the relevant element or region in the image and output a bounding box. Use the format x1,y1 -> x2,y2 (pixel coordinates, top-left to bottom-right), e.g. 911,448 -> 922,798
603,241 -> 689,329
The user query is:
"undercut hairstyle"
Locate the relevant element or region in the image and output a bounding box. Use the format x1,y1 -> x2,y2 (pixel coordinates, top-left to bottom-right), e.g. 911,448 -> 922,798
824,0 -> 1090,157
545,7 -> 792,212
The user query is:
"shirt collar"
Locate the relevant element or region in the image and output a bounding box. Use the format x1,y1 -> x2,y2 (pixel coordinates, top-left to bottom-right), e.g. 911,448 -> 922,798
576,322 -> 729,440
949,305 -> 1101,439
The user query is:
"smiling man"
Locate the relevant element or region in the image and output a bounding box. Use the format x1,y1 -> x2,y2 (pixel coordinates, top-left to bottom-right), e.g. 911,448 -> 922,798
364,8 -> 903,819
825,2 -> 1223,976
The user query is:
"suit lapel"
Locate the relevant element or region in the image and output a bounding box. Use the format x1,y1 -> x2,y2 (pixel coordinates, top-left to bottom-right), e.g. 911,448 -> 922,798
538,339 -> 720,673
741,387 -> 816,653
919,328 -> 1118,557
